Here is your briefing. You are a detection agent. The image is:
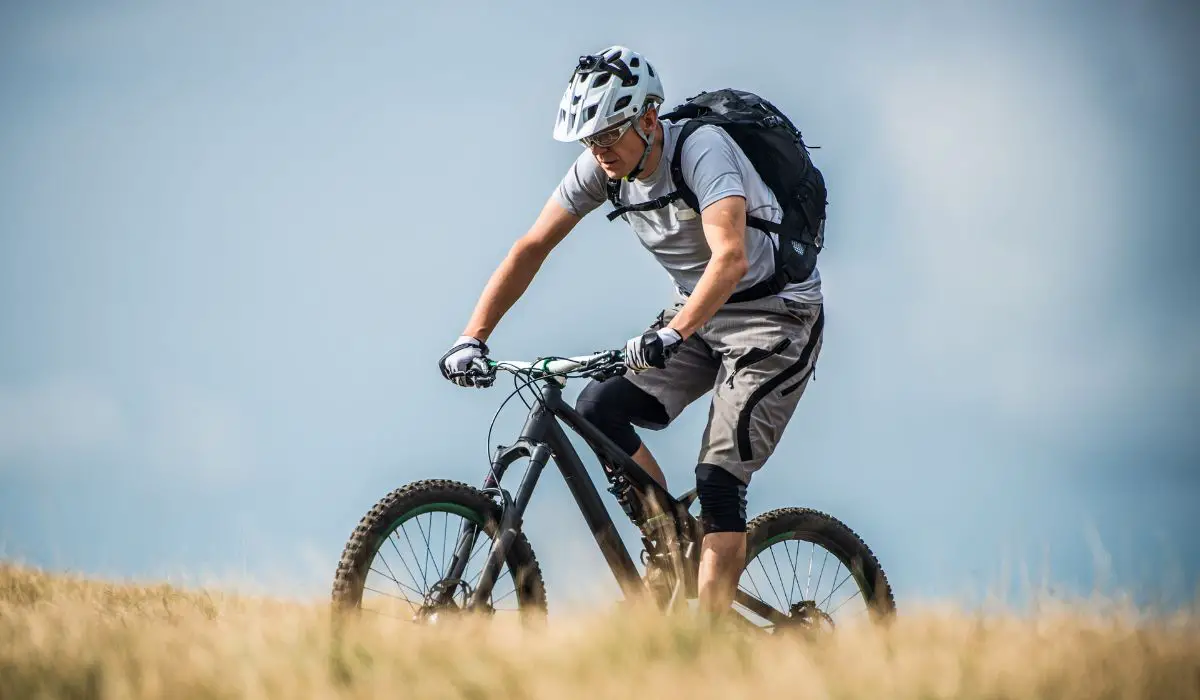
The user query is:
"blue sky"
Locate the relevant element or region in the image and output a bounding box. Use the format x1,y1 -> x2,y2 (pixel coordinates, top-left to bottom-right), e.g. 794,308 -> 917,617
2,1 -> 1197,609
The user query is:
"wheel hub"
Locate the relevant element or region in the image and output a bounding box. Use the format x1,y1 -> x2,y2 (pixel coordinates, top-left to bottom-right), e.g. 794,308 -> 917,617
414,578 -> 488,623
785,600 -> 835,632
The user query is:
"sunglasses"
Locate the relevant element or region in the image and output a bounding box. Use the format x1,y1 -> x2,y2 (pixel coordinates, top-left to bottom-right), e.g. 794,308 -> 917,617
580,118 -> 634,149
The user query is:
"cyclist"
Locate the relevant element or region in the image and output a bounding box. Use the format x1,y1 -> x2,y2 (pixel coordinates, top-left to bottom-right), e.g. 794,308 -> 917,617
439,45 -> 824,616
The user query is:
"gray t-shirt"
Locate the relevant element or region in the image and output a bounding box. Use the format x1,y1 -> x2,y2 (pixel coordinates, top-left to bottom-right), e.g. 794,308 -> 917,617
553,119 -> 822,304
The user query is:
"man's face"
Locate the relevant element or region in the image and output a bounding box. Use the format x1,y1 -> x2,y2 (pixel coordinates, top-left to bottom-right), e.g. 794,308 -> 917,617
586,108 -> 657,180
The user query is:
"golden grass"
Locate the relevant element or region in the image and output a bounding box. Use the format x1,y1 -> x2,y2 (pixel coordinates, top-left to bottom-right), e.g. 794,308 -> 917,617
2,562 -> 1197,699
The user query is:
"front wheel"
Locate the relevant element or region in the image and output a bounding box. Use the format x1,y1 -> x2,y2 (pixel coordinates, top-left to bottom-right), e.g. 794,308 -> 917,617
331,479 -> 547,621
734,507 -> 895,631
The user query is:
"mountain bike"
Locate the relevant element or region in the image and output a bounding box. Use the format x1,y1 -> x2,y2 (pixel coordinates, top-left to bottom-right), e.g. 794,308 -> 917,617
330,349 -> 895,631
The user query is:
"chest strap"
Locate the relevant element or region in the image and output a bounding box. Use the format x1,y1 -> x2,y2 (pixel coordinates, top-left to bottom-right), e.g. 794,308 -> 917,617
605,191 -> 683,221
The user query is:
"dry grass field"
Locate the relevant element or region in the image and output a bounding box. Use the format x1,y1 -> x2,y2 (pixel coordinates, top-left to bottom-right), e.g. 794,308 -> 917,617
1,562 -> 1197,699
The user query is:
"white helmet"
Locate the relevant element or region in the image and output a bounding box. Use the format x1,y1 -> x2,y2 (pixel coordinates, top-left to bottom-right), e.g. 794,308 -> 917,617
553,46 -> 665,143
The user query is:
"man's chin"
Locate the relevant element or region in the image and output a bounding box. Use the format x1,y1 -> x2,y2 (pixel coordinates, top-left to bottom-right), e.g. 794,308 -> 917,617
598,162 -> 627,179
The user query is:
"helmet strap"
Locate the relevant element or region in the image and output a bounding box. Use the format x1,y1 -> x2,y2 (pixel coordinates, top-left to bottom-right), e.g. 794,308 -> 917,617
625,119 -> 656,181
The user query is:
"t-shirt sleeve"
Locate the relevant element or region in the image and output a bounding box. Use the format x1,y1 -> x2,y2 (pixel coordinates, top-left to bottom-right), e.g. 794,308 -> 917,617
678,125 -> 746,212
552,149 -> 608,217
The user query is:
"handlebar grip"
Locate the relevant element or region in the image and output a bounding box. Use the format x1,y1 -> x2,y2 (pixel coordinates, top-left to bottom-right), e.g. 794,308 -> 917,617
467,357 -> 495,387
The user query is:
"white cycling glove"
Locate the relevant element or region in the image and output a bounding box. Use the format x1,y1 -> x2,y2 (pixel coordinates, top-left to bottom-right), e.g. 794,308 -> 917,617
439,335 -> 489,387
624,327 -> 683,372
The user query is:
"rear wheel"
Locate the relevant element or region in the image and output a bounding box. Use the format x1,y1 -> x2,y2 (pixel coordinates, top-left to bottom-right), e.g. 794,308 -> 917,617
331,479 -> 547,621
735,507 -> 894,631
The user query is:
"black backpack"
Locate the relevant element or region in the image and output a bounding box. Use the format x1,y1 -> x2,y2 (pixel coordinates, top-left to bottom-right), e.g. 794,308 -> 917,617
605,89 -> 827,303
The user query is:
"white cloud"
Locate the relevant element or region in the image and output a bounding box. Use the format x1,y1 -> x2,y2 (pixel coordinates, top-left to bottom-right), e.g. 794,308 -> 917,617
858,36 -> 1155,440
139,383 -> 253,481
0,378 -> 125,463
0,378 -> 251,481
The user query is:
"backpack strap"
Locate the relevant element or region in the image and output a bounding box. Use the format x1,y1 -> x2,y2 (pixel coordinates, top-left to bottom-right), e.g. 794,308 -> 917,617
667,119 -> 791,297
602,119 -> 792,302
667,120 -> 706,213
606,191 -> 683,221
604,119 -> 706,222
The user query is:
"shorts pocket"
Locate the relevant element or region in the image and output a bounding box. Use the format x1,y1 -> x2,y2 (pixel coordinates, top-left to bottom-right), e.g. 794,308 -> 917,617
734,307 -> 824,461
725,337 -> 791,388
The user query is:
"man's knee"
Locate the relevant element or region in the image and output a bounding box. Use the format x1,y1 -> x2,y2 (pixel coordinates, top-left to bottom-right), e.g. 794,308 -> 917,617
695,463 -> 747,533
576,377 -> 666,456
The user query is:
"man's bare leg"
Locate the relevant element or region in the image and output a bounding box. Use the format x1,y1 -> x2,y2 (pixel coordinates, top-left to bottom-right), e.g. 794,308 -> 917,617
633,444 -> 745,614
631,443 -> 667,490
697,531 -> 746,614
629,443 -> 673,606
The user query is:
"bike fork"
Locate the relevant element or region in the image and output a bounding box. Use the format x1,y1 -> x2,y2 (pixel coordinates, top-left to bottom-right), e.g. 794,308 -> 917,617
457,441 -> 553,611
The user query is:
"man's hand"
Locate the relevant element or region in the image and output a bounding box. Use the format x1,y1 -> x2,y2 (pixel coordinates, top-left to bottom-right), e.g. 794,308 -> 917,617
439,336 -> 489,387
624,327 -> 683,372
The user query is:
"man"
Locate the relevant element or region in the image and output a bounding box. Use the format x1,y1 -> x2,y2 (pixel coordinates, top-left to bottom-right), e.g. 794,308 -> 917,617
438,46 -> 825,615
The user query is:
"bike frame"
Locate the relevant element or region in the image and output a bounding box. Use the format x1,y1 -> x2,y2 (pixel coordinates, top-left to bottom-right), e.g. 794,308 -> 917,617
439,373 -> 783,624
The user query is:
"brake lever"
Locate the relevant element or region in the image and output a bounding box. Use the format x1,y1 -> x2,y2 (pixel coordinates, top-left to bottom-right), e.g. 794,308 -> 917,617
581,351 -> 627,382
466,357 -> 496,388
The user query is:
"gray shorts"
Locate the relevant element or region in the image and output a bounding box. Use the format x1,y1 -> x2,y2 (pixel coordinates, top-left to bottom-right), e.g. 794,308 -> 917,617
626,295 -> 824,484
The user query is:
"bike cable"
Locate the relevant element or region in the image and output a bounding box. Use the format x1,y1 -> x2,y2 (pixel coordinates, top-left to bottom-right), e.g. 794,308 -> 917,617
481,359 -> 581,490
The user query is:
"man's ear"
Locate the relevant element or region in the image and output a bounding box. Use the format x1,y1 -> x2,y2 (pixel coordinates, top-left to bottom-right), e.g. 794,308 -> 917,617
640,103 -> 659,131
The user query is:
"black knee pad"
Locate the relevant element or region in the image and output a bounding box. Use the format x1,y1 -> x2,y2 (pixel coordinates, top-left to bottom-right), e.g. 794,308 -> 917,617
695,463 -> 747,533
575,377 -> 667,456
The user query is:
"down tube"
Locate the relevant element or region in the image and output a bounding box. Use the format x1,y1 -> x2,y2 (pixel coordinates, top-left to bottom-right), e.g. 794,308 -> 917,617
544,418 -> 645,600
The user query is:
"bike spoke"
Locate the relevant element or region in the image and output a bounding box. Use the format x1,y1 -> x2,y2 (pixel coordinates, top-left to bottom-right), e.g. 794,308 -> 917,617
783,540 -> 799,606
374,546 -> 406,598
363,585 -> 419,614
440,511 -> 449,578
415,514 -> 441,581
493,584 -> 518,605
398,522 -> 429,590
385,533 -> 423,596
820,569 -> 853,611
368,566 -> 425,599
733,531 -> 881,633
756,557 -> 786,612
466,539 -> 497,588
767,545 -> 792,610
812,548 -> 830,602
469,561 -> 515,605
733,588 -> 789,627
743,565 -> 772,612
805,542 -> 816,600
828,587 -> 861,617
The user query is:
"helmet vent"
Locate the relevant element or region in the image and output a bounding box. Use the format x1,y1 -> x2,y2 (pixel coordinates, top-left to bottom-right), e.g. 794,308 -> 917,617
593,72 -> 611,88
614,95 -> 631,111
647,62 -> 655,77
629,57 -> 640,68
584,105 -> 598,122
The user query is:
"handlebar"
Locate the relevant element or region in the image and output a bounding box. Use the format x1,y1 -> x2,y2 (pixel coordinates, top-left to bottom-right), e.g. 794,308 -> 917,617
464,349 -> 627,388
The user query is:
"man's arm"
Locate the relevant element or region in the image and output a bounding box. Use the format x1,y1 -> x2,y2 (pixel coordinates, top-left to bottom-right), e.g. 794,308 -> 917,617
666,195 -> 749,339
461,196 -> 580,342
